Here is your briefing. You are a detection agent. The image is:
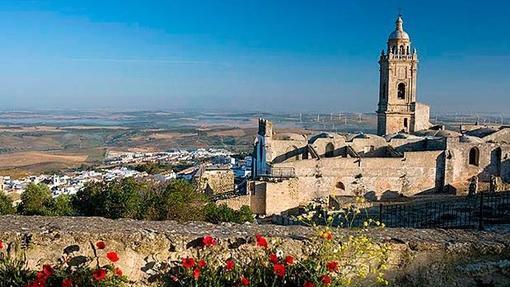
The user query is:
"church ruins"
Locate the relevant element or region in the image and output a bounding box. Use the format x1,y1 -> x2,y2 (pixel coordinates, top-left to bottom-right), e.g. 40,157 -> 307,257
245,16 -> 510,215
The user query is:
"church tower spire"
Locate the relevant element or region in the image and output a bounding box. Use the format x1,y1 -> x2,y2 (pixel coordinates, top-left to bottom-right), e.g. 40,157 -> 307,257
376,15 -> 429,135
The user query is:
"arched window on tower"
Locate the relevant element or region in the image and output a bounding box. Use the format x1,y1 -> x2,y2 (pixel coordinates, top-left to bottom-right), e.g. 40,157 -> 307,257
406,46 -> 410,55
397,83 -> 406,99
325,143 -> 335,158
392,46 -> 396,54
469,147 -> 480,166
399,45 -> 404,54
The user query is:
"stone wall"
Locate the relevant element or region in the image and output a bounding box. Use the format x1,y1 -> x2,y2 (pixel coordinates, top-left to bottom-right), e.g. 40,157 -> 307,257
0,216 -> 509,286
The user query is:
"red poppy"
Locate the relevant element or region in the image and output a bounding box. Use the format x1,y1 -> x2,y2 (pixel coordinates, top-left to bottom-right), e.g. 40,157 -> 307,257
285,255 -> 294,265
269,253 -> 278,264
182,257 -> 195,269
193,268 -> 201,280
321,275 -> 332,285
255,234 -> 268,248
326,261 -> 339,272
92,269 -> 107,281
225,259 -> 235,271
323,231 -> 333,240
36,271 -> 47,280
61,278 -> 73,287
0,240 -> 3,249
198,259 -> 207,268
106,251 -> 120,263
114,267 -> 123,277
240,276 -> 250,286
202,235 -> 216,247
42,264 -> 53,276
96,241 -> 106,250
303,282 -> 316,287
273,264 -> 286,278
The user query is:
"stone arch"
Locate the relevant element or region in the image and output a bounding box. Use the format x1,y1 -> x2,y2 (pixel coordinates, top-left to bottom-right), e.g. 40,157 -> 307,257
469,147 -> 480,166
325,143 -> 335,158
397,83 -> 406,99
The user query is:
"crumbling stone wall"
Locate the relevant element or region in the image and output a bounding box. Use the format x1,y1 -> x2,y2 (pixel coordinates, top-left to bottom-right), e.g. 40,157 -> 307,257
0,216 -> 509,287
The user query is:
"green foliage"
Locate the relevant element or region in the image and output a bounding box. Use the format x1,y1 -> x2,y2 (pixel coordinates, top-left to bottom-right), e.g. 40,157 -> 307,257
18,183 -> 53,215
133,162 -> 172,174
18,183 -> 76,216
204,204 -> 254,224
156,180 -> 209,222
73,178 -> 146,219
0,241 -> 128,287
13,179 -> 247,224
0,243 -> 35,287
48,194 -> 75,216
0,193 -> 15,215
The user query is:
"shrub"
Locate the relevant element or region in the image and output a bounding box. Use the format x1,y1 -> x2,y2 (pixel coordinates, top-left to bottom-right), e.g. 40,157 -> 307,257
204,204 -> 254,224
156,180 -> 209,222
0,193 -> 15,215
17,183 -> 53,216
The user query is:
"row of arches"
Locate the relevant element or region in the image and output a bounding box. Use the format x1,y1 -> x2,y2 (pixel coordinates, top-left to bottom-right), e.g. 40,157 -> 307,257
468,147 -> 502,174
390,45 -> 410,55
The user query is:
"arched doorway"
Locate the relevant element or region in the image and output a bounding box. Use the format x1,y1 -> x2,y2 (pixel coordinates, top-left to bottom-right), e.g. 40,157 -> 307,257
492,147 -> 502,176
325,143 -> 334,158
469,147 -> 480,166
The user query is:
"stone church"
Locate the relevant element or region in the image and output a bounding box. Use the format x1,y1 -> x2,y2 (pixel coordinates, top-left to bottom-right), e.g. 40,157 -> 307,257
244,16 -> 510,215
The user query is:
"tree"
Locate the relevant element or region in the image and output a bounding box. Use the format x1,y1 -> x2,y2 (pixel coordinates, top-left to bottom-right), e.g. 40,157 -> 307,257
48,195 -> 75,216
18,183 -> 53,216
204,204 -> 254,224
158,180 -> 208,222
0,193 -> 15,215
73,178 -> 145,219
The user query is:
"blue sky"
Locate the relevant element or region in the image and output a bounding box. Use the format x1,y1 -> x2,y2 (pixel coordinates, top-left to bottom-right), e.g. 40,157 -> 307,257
0,0 -> 508,113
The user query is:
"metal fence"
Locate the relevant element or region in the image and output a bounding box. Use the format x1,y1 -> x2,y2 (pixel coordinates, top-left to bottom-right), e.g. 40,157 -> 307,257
372,191 -> 510,229
272,191 -> 510,230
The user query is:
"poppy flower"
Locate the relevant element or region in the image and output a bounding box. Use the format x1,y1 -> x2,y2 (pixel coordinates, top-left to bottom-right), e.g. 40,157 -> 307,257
92,269 -> 107,281
193,268 -> 201,280
326,261 -> 339,272
61,278 -> 73,287
225,259 -> 235,271
255,234 -> 268,248
273,264 -> 286,278
106,251 -> 120,263
240,276 -> 250,286
182,257 -> 195,269
303,282 -> 316,287
114,267 -> 123,277
285,255 -> 294,265
96,241 -> 106,250
321,275 -> 332,285
0,240 -> 3,249
269,253 -> 278,264
198,259 -> 207,268
322,231 -> 333,240
42,264 -> 54,276
202,235 -> 216,247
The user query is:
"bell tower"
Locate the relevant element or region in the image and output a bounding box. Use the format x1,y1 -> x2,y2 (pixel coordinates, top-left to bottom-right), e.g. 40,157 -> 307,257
377,15 -> 420,135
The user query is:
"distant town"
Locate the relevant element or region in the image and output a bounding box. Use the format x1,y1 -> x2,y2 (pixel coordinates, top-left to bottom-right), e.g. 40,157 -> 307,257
1,148 -> 252,204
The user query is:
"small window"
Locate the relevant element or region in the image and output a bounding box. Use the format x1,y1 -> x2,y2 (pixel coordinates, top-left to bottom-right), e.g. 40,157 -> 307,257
404,118 -> 408,128
469,147 -> 480,166
397,83 -> 406,99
